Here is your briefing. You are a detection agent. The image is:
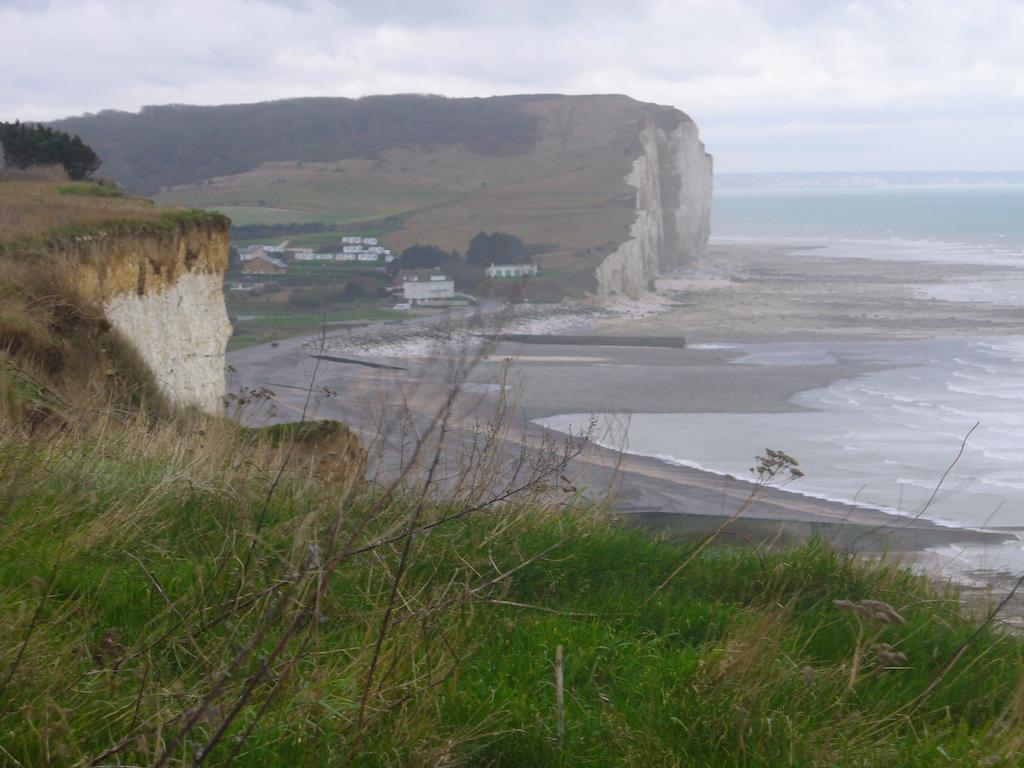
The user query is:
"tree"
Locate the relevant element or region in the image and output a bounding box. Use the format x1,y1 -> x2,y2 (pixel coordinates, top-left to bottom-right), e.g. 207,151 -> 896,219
465,231 -> 530,268
399,244 -> 454,269
0,121 -> 101,180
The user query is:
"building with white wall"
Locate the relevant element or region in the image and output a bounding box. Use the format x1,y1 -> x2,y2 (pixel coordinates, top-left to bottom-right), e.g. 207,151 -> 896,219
399,269 -> 455,304
485,263 -> 539,278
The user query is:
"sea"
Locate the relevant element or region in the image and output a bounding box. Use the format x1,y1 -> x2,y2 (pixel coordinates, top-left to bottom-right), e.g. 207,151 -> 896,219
539,184 -> 1024,577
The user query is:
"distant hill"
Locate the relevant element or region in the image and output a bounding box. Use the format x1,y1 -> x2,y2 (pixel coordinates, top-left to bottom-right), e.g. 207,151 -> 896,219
52,95 -> 541,195
53,94 -> 705,297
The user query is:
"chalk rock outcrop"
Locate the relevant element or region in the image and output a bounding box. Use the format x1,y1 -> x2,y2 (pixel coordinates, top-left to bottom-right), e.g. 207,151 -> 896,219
56,215 -> 231,412
595,113 -> 713,301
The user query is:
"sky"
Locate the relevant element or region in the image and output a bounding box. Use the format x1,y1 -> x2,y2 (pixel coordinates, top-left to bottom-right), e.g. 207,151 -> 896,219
2,0 -> 1024,171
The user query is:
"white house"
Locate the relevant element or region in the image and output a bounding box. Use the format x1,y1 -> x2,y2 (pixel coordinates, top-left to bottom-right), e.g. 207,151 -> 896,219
357,252 -> 378,262
292,252 -> 316,262
485,263 -> 539,279
336,253 -> 358,261
363,237 -> 379,246
399,269 -> 455,304
342,245 -> 363,254
341,236 -> 363,245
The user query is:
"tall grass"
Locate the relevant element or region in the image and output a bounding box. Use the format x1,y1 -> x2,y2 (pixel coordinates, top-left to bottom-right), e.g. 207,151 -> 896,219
2,364 -> 1024,765
0,175 -> 162,247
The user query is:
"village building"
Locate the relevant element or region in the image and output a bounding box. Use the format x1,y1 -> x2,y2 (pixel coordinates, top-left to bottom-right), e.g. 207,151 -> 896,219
292,252 -> 316,261
342,245 -> 363,254
357,252 -> 378,262
341,236 -> 363,245
237,245 -> 266,262
241,254 -> 289,275
336,253 -> 358,261
363,237 -> 379,246
398,269 -> 455,304
485,263 -> 539,278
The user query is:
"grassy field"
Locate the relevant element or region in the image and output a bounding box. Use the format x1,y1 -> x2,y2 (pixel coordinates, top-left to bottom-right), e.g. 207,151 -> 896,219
156,165 -> 463,228
0,170 -> 163,246
2,397 -> 1024,765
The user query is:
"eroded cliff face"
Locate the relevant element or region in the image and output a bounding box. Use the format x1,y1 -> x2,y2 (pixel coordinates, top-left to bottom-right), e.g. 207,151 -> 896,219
595,113 -> 713,301
53,217 -> 231,412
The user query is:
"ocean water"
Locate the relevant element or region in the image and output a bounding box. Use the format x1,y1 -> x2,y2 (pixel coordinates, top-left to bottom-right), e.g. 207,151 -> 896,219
540,185 -> 1024,575
540,337 -> 1024,530
712,185 -> 1024,243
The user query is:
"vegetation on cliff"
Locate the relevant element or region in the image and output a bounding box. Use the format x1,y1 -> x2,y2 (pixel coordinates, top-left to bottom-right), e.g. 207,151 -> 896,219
0,121 -> 101,180
0,171 -> 227,248
3,333 -> 1024,765
1,173 -> 233,418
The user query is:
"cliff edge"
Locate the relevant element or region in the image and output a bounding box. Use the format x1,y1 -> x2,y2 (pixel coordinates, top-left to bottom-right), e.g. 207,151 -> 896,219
1,179 -> 231,414
56,215 -> 232,411
595,111 -> 713,301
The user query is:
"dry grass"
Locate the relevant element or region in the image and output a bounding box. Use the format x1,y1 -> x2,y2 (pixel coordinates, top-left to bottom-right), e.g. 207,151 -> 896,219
0,173 -> 163,246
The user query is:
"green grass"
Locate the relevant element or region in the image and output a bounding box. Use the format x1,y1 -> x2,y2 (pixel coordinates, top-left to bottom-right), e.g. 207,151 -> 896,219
2,410 -> 1024,766
156,170 -> 461,229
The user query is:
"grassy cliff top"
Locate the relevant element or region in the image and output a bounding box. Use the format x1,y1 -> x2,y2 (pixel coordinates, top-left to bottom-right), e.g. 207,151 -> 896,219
1,399 -> 1023,765
0,170 -> 227,248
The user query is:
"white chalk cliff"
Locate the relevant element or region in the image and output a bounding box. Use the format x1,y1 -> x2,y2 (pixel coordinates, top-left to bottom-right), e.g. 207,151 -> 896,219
595,113 -> 713,301
104,269 -> 231,410
57,217 -> 231,413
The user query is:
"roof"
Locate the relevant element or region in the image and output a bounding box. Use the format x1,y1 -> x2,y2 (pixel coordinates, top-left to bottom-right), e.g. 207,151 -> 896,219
398,268 -> 450,282
249,253 -> 288,269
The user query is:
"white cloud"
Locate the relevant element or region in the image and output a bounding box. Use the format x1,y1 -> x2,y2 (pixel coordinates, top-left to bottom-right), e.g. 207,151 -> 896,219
1,0 -> 1023,169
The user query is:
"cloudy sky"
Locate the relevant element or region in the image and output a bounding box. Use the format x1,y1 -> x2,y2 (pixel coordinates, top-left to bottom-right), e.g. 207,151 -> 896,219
3,0 -> 1023,171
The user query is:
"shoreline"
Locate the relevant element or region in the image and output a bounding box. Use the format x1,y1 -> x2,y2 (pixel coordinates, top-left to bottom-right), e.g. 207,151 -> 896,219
227,236 -> 1024,584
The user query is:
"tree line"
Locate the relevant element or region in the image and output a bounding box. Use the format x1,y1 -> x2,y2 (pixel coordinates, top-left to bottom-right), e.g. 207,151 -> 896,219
0,121 -> 101,180
399,231 -> 531,270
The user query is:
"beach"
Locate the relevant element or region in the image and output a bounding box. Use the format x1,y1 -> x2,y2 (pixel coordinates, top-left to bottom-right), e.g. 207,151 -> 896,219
228,233 -> 1024,610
